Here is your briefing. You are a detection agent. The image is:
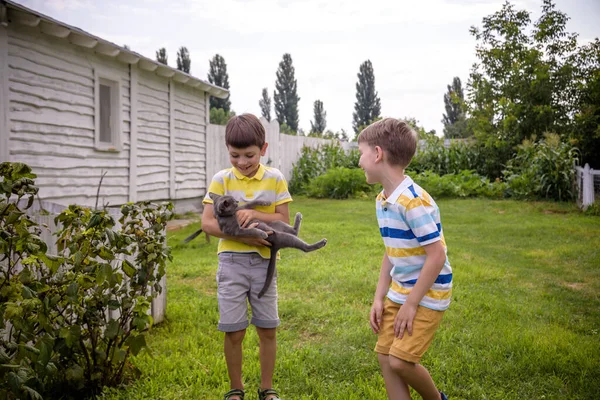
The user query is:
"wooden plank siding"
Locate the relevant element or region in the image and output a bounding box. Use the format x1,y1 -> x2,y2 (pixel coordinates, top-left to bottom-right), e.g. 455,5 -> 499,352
7,25 -> 130,206
173,82 -> 207,201
136,69 -> 170,202
0,23 -> 9,163
4,23 -> 211,212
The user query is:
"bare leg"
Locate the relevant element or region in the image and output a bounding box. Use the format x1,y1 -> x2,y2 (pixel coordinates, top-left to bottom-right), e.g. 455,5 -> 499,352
388,356 -> 441,400
378,354 -> 411,400
224,330 -> 246,400
256,327 -> 278,400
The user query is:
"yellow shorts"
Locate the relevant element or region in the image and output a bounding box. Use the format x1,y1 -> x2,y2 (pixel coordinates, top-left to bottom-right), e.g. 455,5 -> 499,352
374,298 -> 445,364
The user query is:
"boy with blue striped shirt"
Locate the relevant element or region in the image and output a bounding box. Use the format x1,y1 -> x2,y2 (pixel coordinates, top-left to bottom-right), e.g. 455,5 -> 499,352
358,118 -> 451,400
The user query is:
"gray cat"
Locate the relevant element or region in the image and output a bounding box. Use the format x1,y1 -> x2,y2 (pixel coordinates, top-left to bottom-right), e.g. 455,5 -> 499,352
209,192 -> 327,298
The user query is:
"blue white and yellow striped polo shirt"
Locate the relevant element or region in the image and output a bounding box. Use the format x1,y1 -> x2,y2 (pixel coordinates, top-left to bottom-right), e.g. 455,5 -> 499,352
203,164 -> 292,259
376,176 -> 452,311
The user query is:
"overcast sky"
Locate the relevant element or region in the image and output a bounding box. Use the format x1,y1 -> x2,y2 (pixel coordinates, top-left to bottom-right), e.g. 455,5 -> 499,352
16,0 -> 600,137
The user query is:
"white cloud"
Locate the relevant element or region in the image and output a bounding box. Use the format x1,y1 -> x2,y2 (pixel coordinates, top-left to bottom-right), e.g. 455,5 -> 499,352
170,0 -> 503,34
36,0 -> 93,11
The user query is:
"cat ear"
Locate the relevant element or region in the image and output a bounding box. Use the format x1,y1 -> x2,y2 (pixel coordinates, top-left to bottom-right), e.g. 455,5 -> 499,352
209,192 -> 220,202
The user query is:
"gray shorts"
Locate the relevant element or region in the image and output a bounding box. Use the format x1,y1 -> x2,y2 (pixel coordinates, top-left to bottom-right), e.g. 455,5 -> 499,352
216,252 -> 279,332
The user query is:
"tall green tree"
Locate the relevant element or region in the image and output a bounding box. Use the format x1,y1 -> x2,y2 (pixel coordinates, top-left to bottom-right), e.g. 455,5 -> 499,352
274,53 -> 300,132
442,77 -> 469,138
259,88 -> 271,122
176,46 -> 191,73
310,100 -> 327,134
156,48 -> 168,65
570,38 -> 600,167
466,0 -> 582,177
209,108 -> 236,126
352,60 -> 381,134
207,54 -> 232,113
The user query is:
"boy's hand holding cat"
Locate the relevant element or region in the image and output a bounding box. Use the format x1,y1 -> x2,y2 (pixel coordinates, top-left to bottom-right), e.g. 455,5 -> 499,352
236,221 -> 273,247
236,209 -> 258,227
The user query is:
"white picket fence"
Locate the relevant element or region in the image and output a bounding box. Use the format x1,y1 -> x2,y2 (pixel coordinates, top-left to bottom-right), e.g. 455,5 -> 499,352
575,163 -> 600,209
206,118 -> 335,186
22,200 -> 166,324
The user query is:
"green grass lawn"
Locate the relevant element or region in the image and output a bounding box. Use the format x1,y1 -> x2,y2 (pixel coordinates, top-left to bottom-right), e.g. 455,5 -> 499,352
101,198 -> 600,399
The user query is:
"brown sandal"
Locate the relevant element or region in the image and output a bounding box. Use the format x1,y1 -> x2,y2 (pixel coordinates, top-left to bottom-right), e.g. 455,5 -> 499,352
224,388 -> 244,400
258,388 -> 281,400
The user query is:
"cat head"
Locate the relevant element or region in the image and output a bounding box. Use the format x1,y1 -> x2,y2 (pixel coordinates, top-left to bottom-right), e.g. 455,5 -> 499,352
209,193 -> 238,216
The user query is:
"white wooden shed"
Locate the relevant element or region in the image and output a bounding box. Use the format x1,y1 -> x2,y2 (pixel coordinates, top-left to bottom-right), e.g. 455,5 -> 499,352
0,0 -> 229,212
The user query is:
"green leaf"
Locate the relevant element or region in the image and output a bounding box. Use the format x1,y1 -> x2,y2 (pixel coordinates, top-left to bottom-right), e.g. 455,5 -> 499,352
96,263 -> 112,286
21,285 -> 35,299
39,254 -> 62,273
7,371 -> 22,393
22,386 -> 43,400
65,364 -> 84,383
122,259 -> 136,278
66,282 -> 78,300
37,338 -> 53,367
112,348 -> 127,365
105,319 -> 120,340
86,212 -> 103,229
126,334 -> 147,356
98,247 -> 115,261
108,299 -> 120,310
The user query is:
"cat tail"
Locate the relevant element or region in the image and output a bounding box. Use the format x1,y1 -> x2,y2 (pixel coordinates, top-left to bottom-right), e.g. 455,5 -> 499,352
183,228 -> 203,244
258,250 -> 278,298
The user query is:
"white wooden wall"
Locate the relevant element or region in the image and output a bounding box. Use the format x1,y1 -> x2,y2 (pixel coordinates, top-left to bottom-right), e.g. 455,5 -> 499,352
172,82 -> 207,200
7,24 -> 131,206
4,23 -> 209,210
135,69 -> 170,202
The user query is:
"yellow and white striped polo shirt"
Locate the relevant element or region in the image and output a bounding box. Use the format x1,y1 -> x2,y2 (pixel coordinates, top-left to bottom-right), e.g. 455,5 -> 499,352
203,164 -> 292,259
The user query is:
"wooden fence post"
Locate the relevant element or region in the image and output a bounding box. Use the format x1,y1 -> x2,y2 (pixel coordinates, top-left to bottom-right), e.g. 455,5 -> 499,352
581,164 -> 595,209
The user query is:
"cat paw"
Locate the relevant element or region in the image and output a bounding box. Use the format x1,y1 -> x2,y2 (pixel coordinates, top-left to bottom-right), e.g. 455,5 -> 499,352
258,230 -> 269,239
318,238 -> 327,247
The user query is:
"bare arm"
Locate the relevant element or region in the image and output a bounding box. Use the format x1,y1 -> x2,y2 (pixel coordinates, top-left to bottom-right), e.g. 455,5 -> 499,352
374,252 -> 393,302
404,241 -> 446,308
201,203 -> 271,247
370,252 -> 393,334
394,240 -> 446,338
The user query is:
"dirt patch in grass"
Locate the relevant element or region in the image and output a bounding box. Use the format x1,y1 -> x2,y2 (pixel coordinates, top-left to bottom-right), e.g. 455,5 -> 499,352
542,209 -> 568,214
291,329 -> 324,349
562,282 -> 586,291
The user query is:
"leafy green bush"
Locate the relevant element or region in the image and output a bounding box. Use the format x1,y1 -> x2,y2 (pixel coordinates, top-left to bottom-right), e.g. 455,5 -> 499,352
0,162 -> 173,399
410,136 -> 483,176
289,143 -> 359,194
583,202 -> 600,216
503,133 -> 579,201
410,170 -> 506,199
306,167 -> 373,199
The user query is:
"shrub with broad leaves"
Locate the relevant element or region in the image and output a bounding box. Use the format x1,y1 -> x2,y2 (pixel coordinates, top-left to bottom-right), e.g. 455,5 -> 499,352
0,162 -> 173,399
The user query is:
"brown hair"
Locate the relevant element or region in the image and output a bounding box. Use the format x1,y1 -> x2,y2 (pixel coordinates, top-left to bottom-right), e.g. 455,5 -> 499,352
357,118 -> 417,167
225,114 -> 266,148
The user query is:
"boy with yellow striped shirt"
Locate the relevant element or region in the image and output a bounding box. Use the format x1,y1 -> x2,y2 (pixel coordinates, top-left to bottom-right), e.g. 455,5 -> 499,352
202,114 -> 290,400
358,118 -> 451,400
